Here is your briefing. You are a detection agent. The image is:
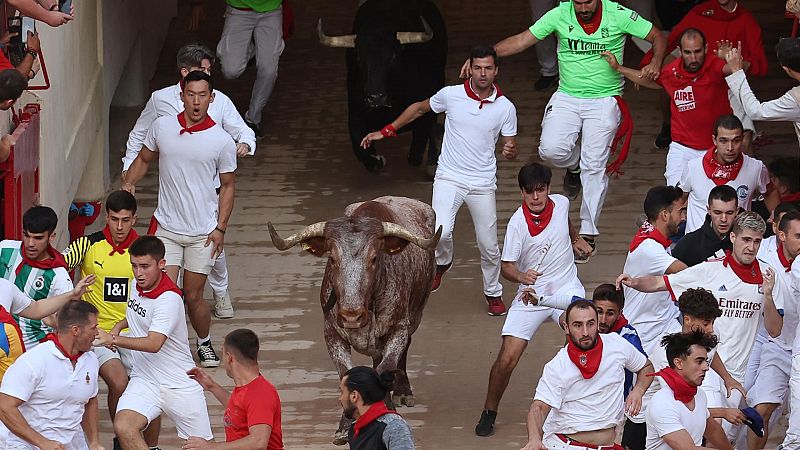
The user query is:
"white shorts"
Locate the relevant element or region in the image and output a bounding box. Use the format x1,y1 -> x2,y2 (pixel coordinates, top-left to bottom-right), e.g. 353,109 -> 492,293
542,433 -> 617,450
5,432 -> 87,450
117,377 -> 213,440
728,89 -> 755,132
93,345 -> 133,371
701,369 -> 745,441
665,141 -> 705,187
501,280 -> 585,341
155,227 -> 215,275
748,341 -> 791,406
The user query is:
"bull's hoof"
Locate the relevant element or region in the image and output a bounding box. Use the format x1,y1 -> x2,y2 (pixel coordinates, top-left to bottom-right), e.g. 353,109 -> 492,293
332,429 -> 349,446
392,393 -> 416,407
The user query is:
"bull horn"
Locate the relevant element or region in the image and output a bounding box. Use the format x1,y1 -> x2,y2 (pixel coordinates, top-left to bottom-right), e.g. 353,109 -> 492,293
317,19 -> 356,48
382,222 -> 442,250
396,17 -> 433,45
268,221 -> 327,251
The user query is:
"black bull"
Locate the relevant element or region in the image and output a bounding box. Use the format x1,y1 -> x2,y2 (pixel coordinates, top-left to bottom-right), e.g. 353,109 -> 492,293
319,0 -> 447,172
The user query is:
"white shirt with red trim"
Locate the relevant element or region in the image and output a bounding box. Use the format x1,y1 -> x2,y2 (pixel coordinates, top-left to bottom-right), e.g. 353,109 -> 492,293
535,333 -> 647,436
679,154 -> 769,233
428,81 -> 517,188
646,384 -> 710,450
757,236 -> 799,351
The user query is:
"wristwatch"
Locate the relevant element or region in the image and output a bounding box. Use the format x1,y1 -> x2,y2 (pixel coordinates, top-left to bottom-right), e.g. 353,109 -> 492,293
25,48 -> 37,59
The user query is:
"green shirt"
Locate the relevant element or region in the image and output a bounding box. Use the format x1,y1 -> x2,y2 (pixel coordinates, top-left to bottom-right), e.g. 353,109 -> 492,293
226,0 -> 281,13
529,0 -> 652,98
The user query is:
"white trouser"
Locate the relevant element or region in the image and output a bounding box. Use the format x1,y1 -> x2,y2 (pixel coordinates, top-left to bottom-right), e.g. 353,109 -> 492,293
207,250 -> 229,297
539,91 -> 621,236
542,433 -> 618,450
217,6 -> 285,124
665,141 -> 705,187
745,331 -> 768,392
701,368 -> 745,441
529,0 -> 558,77
781,354 -> 800,450
432,176 -> 502,297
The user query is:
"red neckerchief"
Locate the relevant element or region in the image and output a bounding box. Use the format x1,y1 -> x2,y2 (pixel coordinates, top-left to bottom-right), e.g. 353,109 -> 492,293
463,79 -> 504,109
353,401 -> 400,438
722,250 -> 763,284
781,192 -> 800,203
629,220 -> 672,252
0,306 -> 24,352
576,1 -> 603,34
522,200 -> 554,237
16,244 -> 68,276
566,334 -> 604,379
136,273 -> 183,299
606,96 -> 633,176
610,314 -> 629,333
43,333 -> 83,362
777,241 -> 794,272
702,149 -> 743,186
177,112 -> 216,135
647,367 -> 697,403
102,225 -> 140,256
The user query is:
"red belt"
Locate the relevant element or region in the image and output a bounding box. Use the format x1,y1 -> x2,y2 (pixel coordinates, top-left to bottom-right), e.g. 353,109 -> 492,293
555,434 -> 623,450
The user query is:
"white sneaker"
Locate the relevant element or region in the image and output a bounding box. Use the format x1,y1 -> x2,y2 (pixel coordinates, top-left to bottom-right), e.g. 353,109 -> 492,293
214,292 -> 235,319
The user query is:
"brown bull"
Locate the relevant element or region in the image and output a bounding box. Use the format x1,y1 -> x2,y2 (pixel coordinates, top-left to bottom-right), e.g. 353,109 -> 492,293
268,196 -> 441,443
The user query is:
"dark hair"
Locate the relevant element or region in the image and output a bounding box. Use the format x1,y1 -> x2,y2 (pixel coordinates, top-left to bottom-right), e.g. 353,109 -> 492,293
0,69 -> 27,102
662,330 -> 718,369
105,190 -> 137,214
768,157 -> 800,193
469,45 -> 498,66
224,329 -> 260,362
343,366 -> 395,405
56,301 -> 99,332
129,236 -> 166,260
181,70 -> 213,93
643,185 -> 684,221
518,163 -> 552,193
565,299 -> 598,323
779,209 -> 800,234
713,114 -> 744,137
777,38 -> 800,73
23,206 -> 57,234
592,283 -> 624,308
176,43 -> 215,71
678,288 -> 722,320
775,202 -> 800,222
707,184 -> 737,206
679,28 -> 706,48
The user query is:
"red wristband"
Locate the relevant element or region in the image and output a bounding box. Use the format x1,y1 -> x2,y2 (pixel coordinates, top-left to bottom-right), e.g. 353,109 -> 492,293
380,124 -> 397,138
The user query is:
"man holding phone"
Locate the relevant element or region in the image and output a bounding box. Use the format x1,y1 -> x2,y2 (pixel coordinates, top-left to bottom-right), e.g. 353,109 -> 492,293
7,0 -> 74,27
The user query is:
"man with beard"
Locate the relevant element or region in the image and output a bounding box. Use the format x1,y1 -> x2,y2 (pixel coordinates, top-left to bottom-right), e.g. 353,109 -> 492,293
337,366 -> 415,450
672,185 -> 737,266
520,300 -> 654,450
602,28 -> 741,186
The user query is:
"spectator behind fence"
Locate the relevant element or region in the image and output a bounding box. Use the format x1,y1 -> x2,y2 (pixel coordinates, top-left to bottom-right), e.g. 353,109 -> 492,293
0,69 -> 29,163
7,0 -> 74,27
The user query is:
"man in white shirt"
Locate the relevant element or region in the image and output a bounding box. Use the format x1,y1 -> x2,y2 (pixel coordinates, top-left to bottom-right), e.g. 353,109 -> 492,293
123,71 -> 238,368
646,330 -> 732,450
361,46 -> 520,316
679,115 -> 770,234
520,299 -> 654,450
123,43 -> 255,320
97,236 -> 213,449
0,301 -> 102,450
474,163 -> 591,437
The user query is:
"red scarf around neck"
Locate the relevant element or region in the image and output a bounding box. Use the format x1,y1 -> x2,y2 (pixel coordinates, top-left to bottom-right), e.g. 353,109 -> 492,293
177,112 -> 216,135
17,244 -> 68,276
43,333 -> 84,362
702,149 -> 743,186
648,367 -> 697,403
576,1 -> 603,34
782,192 -> 800,203
567,334 -> 603,379
353,401 -> 400,438
610,314 -> 629,333
777,241 -> 794,272
136,273 -> 183,299
722,251 -> 763,284
522,200 -> 554,237
102,225 -> 140,256
463,79 -> 503,109
629,221 -> 672,252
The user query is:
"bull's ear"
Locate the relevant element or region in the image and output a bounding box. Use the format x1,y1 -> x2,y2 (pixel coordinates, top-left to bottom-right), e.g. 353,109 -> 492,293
382,237 -> 410,255
302,238 -> 328,256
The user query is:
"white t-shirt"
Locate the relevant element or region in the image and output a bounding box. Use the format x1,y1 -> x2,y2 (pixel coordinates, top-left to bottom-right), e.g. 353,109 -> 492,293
646,384 -> 710,450
502,195 -> 580,306
757,236 -> 799,351
535,332 -> 648,436
429,82 -> 517,187
679,154 -> 769,233
0,278 -> 32,315
623,239 -> 680,351
664,257 -> 783,382
126,281 -> 196,389
144,114 -> 238,236
0,341 -> 99,448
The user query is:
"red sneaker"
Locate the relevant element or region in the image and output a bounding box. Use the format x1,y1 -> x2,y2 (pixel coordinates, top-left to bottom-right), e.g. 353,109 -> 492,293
431,263 -> 452,292
485,296 -> 507,316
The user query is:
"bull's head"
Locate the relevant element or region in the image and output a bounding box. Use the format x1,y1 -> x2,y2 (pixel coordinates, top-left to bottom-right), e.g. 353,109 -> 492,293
268,218 -> 441,329
318,17 -> 433,111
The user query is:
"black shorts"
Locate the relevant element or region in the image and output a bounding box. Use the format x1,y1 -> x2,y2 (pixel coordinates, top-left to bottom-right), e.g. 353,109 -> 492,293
622,418 -> 646,450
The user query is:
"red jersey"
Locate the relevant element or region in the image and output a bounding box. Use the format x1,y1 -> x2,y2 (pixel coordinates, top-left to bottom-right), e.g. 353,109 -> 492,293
224,375 -> 284,450
0,53 -> 14,72
657,56 -> 731,149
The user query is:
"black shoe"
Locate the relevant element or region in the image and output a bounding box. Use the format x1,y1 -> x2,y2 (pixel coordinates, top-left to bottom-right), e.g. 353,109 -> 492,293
245,119 -> 265,140
534,75 -> 559,91
113,437 -> 123,450
365,154 -> 387,172
475,409 -> 497,436
654,122 -> 671,149
563,169 -> 582,200
197,342 -> 220,368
